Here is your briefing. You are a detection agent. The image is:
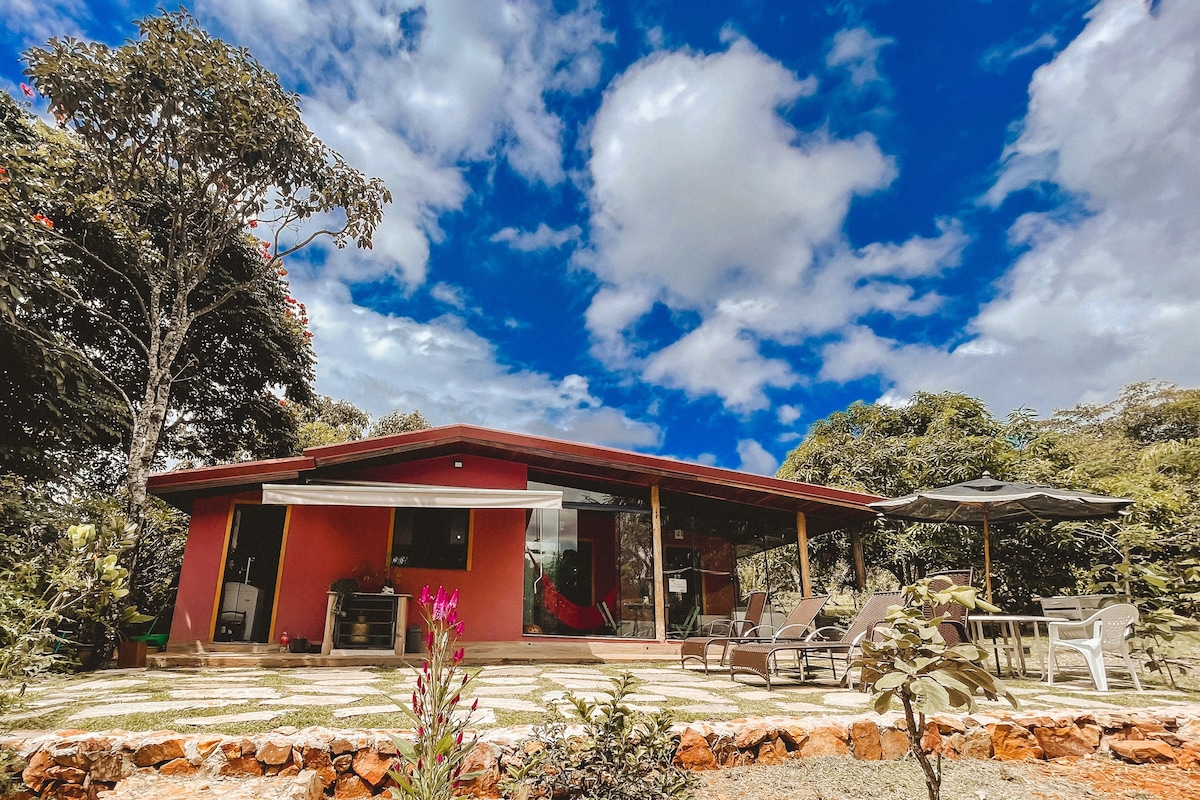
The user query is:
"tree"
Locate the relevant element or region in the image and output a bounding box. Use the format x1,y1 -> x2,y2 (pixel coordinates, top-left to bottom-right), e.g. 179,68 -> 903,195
293,395 -> 372,451
8,10 -> 389,531
777,392 -> 1086,604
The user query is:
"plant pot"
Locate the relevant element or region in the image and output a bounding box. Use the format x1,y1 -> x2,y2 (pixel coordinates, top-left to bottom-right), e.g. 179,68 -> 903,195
118,639 -> 147,668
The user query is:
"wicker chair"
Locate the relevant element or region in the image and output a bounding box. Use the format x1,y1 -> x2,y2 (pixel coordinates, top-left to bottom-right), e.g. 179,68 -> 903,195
677,591 -> 767,674
679,594 -> 829,672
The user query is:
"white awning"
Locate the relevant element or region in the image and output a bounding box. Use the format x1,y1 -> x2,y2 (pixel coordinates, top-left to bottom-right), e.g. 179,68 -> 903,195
260,482 -> 563,509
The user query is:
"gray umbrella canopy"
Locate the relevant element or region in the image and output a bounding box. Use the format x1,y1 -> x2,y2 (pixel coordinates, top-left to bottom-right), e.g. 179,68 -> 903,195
869,473 -> 1132,601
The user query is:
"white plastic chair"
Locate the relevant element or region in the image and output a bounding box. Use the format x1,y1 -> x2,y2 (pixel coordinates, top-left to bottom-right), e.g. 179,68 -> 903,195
1046,603 -> 1142,692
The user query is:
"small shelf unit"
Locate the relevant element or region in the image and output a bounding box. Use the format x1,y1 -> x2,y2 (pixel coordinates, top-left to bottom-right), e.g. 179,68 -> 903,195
322,591 -> 409,655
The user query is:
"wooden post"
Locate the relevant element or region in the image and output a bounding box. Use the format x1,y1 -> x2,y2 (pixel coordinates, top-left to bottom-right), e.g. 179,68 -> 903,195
849,527 -> 867,590
796,511 -> 812,598
651,484 -> 667,641
983,514 -> 993,604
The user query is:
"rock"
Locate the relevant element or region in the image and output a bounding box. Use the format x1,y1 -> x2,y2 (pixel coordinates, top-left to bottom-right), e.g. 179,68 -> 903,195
1032,726 -> 1098,759
734,726 -> 770,750
332,753 -> 353,773
1176,719 -> 1200,743
797,726 -> 849,758
777,725 -> 808,748
89,752 -> 131,783
133,739 -> 185,767
301,747 -> 337,787
850,721 -> 881,761
352,749 -> 393,786
220,756 -> 264,777
44,764 -> 87,783
283,770 -> 327,800
21,750 -> 54,794
460,742 -> 504,793
334,773 -> 373,799
194,737 -> 223,761
990,723 -> 1044,762
158,758 -> 195,776
931,714 -> 967,734
258,740 -> 293,766
674,729 -> 718,771
757,739 -> 789,765
921,723 -> 942,756
943,730 -> 991,760
880,728 -> 910,761
1108,739 -> 1177,764
330,737 -> 355,755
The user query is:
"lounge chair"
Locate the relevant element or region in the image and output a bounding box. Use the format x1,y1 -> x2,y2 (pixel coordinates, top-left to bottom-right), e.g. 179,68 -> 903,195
728,590 -> 902,689
924,569 -> 973,646
679,594 -> 829,672
677,591 -> 767,673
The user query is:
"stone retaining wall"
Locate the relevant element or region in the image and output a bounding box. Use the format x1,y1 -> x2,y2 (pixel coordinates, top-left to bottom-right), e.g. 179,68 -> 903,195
5,706 -> 1200,799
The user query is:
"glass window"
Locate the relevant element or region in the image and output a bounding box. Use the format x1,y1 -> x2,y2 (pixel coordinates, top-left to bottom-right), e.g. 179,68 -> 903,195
391,508 -> 470,570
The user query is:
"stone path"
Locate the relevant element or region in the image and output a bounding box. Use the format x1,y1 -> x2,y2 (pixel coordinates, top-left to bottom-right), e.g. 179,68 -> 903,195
2,659 -> 1192,736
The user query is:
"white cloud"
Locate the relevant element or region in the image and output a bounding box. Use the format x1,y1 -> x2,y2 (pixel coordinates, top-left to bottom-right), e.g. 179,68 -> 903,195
736,439 -> 779,475
490,222 -> 582,252
777,404 -> 802,425
430,282 -> 468,309
582,41 -> 917,409
297,277 -> 660,449
0,0 -> 89,50
981,31 -> 1058,71
826,27 -> 895,87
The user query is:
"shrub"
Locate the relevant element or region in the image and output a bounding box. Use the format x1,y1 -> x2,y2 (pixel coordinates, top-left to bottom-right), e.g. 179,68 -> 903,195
503,672 -> 696,800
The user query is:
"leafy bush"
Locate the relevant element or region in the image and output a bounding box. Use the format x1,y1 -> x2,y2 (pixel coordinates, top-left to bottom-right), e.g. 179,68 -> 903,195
503,673 -> 696,800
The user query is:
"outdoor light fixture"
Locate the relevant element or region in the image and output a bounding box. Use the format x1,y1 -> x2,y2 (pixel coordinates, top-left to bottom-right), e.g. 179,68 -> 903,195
453,460 -> 464,468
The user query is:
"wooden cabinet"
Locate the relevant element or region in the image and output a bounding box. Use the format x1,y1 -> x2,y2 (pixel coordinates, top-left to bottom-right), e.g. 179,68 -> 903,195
321,592 -> 409,655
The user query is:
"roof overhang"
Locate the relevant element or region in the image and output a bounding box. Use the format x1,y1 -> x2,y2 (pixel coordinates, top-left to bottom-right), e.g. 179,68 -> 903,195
260,482 -> 563,509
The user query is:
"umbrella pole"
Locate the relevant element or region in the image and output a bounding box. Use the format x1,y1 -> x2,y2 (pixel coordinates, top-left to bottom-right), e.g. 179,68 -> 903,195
983,513 -> 993,604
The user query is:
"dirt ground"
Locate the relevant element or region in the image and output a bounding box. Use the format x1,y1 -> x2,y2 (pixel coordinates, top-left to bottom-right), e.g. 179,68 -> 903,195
692,756 -> 1200,800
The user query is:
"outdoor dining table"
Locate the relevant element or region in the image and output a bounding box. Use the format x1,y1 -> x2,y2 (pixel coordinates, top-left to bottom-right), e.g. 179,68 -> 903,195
967,613 -> 1061,679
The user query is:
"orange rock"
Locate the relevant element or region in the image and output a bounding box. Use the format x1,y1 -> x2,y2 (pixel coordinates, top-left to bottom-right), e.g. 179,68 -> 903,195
352,748 -> 394,786
159,758 -> 195,776
22,750 -> 54,793
219,756 -> 264,776
334,773 -> 373,799
757,739 -> 790,765
798,727 -> 849,758
1033,725 -> 1098,759
880,728 -> 910,761
734,726 -> 771,749
133,739 -> 185,767
921,722 -> 942,755
674,728 -> 718,771
195,736 -> 223,759
1108,739 -> 1176,764
990,723 -> 1044,762
850,720 -> 881,761
258,739 -> 294,766
459,742 -> 504,793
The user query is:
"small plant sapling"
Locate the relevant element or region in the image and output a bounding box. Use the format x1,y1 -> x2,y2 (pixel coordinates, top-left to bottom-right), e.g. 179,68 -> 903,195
388,585 -> 479,800
855,579 -> 1017,800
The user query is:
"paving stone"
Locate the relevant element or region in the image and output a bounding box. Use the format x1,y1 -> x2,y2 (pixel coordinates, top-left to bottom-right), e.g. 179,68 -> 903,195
261,695 -> 358,706
820,692 -> 872,708
473,697 -> 546,712
733,690 -> 780,701
467,685 -> 540,696
551,680 -> 618,691
1,706 -> 66,721
176,710 -> 294,726
541,671 -> 607,681
332,704 -> 403,718
1032,694 -> 1123,709
627,671 -> 703,683
69,699 -> 228,720
675,704 -> 739,714
170,688 -> 281,700
638,685 -> 727,703
56,678 -> 149,693
624,693 -> 668,702
477,666 -> 541,677
476,676 -> 542,685
282,685 -> 382,695
774,701 -> 831,713
542,690 -> 612,703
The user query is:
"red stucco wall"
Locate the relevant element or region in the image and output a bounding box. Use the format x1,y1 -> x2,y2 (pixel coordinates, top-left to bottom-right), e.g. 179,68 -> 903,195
170,494 -> 238,642
169,453 -> 530,646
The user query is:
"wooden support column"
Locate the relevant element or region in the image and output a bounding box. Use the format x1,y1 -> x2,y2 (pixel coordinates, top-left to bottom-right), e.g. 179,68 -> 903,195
849,527 -> 867,590
651,484 -> 667,641
796,511 -> 812,598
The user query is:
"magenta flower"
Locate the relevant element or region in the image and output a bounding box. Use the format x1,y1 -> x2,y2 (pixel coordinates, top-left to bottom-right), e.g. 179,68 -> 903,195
453,647 -> 464,663
454,620 -> 465,636
418,585 -> 433,604
20,83 -> 34,98
433,586 -> 449,620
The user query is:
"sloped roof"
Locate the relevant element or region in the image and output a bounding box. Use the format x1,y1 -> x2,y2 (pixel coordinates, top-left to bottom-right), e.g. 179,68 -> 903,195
147,424 -> 879,534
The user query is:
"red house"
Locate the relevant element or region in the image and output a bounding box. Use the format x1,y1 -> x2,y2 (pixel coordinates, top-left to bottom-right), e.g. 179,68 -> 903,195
148,424 -> 879,663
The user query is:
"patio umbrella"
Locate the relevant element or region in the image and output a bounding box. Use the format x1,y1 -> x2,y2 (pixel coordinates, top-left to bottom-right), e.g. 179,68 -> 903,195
868,472 -> 1132,602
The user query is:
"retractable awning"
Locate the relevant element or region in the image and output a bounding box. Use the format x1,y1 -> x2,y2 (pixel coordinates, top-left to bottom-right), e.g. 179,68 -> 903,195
260,482 -> 563,509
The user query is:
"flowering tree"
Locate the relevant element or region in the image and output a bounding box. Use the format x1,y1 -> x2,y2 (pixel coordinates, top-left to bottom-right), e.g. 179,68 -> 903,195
390,586 -> 479,800
4,10 -> 389,534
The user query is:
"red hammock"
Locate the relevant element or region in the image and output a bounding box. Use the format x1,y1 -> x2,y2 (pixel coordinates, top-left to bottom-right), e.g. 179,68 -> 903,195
540,577 -> 618,630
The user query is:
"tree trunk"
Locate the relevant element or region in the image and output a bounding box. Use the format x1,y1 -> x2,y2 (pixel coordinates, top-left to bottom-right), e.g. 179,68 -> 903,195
901,696 -> 941,800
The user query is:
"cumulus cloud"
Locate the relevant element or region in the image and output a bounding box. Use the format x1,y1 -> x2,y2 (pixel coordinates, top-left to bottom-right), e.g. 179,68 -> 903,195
981,31 -> 1058,72
581,39 -> 967,411
827,0 -> 1200,416
491,222 -> 582,252
297,277 -> 661,448
736,439 -> 779,475
826,27 -> 894,87
0,0 -> 90,50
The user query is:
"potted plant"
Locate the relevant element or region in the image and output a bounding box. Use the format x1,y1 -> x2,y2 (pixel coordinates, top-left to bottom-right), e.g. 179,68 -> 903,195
329,577 -> 359,618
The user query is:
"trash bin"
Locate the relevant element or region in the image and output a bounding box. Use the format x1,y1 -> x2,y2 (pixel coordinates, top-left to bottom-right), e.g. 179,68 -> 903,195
289,637 -> 308,653
405,625 -> 424,654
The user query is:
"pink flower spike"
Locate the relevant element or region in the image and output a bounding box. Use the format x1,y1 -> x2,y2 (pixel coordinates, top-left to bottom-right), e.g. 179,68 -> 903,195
446,608 -> 457,626
453,647 -> 464,663
418,585 -> 432,605
433,586 -> 448,620
426,631 -> 435,650
471,698 -> 479,711
20,83 -> 34,98
454,620 -> 465,636
449,588 -> 459,611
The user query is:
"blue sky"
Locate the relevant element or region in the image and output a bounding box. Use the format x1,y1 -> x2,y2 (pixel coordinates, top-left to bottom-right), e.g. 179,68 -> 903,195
4,1 -> 1199,474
